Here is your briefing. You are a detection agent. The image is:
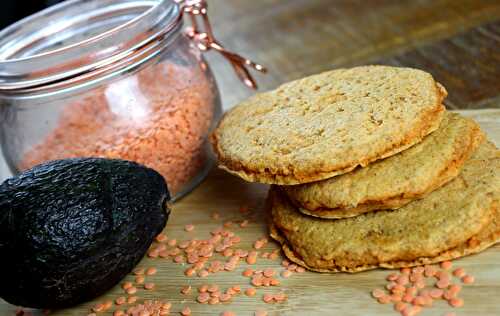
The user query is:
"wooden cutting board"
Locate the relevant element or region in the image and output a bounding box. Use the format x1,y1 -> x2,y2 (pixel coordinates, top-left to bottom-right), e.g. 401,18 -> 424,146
2,109 -> 499,316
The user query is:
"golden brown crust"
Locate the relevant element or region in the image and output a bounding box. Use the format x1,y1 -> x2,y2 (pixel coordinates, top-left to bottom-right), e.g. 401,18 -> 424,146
284,112 -> 486,218
268,143 -> 500,272
270,206 -> 500,273
211,66 -> 447,184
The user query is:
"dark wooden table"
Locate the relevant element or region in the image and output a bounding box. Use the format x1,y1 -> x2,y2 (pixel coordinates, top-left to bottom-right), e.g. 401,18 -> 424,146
205,0 -> 500,110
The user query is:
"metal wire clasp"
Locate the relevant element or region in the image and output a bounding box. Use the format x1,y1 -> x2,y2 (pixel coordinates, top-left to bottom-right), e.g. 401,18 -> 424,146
177,0 -> 267,89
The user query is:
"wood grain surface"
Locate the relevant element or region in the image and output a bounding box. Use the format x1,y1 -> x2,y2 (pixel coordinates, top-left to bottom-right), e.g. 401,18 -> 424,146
2,109 -> 499,316
204,0 -> 500,110
1,1 -> 500,315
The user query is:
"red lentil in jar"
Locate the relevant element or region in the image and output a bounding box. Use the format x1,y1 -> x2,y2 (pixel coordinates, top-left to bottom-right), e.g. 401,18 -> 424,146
20,61 -> 218,197
0,0 -> 264,200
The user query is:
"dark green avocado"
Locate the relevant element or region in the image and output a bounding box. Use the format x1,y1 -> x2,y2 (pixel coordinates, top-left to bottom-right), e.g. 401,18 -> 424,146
0,158 -> 170,309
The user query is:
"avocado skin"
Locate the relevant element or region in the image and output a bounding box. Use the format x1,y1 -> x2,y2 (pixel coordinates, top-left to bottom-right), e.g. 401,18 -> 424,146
0,158 -> 170,309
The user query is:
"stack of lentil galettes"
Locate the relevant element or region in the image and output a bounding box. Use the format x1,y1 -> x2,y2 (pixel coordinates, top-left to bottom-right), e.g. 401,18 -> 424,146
211,65 -> 500,273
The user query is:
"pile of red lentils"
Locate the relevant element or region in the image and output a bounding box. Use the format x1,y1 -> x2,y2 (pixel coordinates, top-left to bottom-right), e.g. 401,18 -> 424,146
86,206 -> 305,316
14,205 -> 476,316
20,62 -> 216,196
371,261 -> 475,316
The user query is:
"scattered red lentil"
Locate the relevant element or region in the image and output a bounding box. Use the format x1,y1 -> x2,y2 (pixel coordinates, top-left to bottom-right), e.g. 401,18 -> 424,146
254,240 -> 265,250
181,285 -> 192,295
168,239 -> 177,247
394,302 -> 406,312
281,270 -> 292,278
155,233 -> 168,243
220,293 -> 232,302
247,251 -> 258,264
452,268 -> 465,278
232,285 -> 241,293
135,276 -> 145,284
378,295 -> 392,304
436,279 -> 450,289
443,290 -> 456,301
387,273 -> 399,281
372,263 -> 476,315
449,284 -> 461,294
126,286 -> 137,295
144,282 -> 155,290
181,307 -> 191,316
462,275 -> 475,284
199,284 -> 209,293
92,304 -> 104,313
254,310 -> 267,316
262,293 -> 274,303
208,284 -> 219,293
146,267 -> 158,276
133,268 -> 145,276
148,250 -> 159,258
197,292 -> 210,303
270,278 -> 280,286
372,289 -> 385,298
184,268 -> 196,277
449,297 -> 464,308
115,296 -> 126,305
251,276 -> 263,287
127,296 -> 138,304
245,287 -> 257,296
424,265 -> 436,277
223,248 -> 234,257
156,244 -> 167,252
122,282 -> 133,290
296,266 -> 306,273
441,261 -> 453,270
402,293 -> 413,303
211,291 -> 221,299
95,205 -> 310,316
429,289 -> 443,299
185,224 -> 195,232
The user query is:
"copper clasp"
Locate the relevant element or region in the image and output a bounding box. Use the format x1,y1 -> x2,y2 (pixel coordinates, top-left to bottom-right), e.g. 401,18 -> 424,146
177,0 -> 267,89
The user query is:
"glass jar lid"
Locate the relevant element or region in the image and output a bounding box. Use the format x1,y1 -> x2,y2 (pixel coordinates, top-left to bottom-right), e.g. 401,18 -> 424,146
0,0 -> 182,94
0,0 -> 267,95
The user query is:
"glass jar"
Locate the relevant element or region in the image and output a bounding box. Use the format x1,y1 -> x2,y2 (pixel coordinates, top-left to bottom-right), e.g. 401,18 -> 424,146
0,0 -> 241,200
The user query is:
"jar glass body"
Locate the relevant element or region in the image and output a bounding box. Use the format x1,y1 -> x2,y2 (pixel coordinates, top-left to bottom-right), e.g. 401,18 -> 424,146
0,10 -> 222,200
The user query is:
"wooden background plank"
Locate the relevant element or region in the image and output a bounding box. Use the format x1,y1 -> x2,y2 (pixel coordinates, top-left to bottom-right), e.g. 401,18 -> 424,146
205,0 -> 500,109
375,21 -> 500,109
